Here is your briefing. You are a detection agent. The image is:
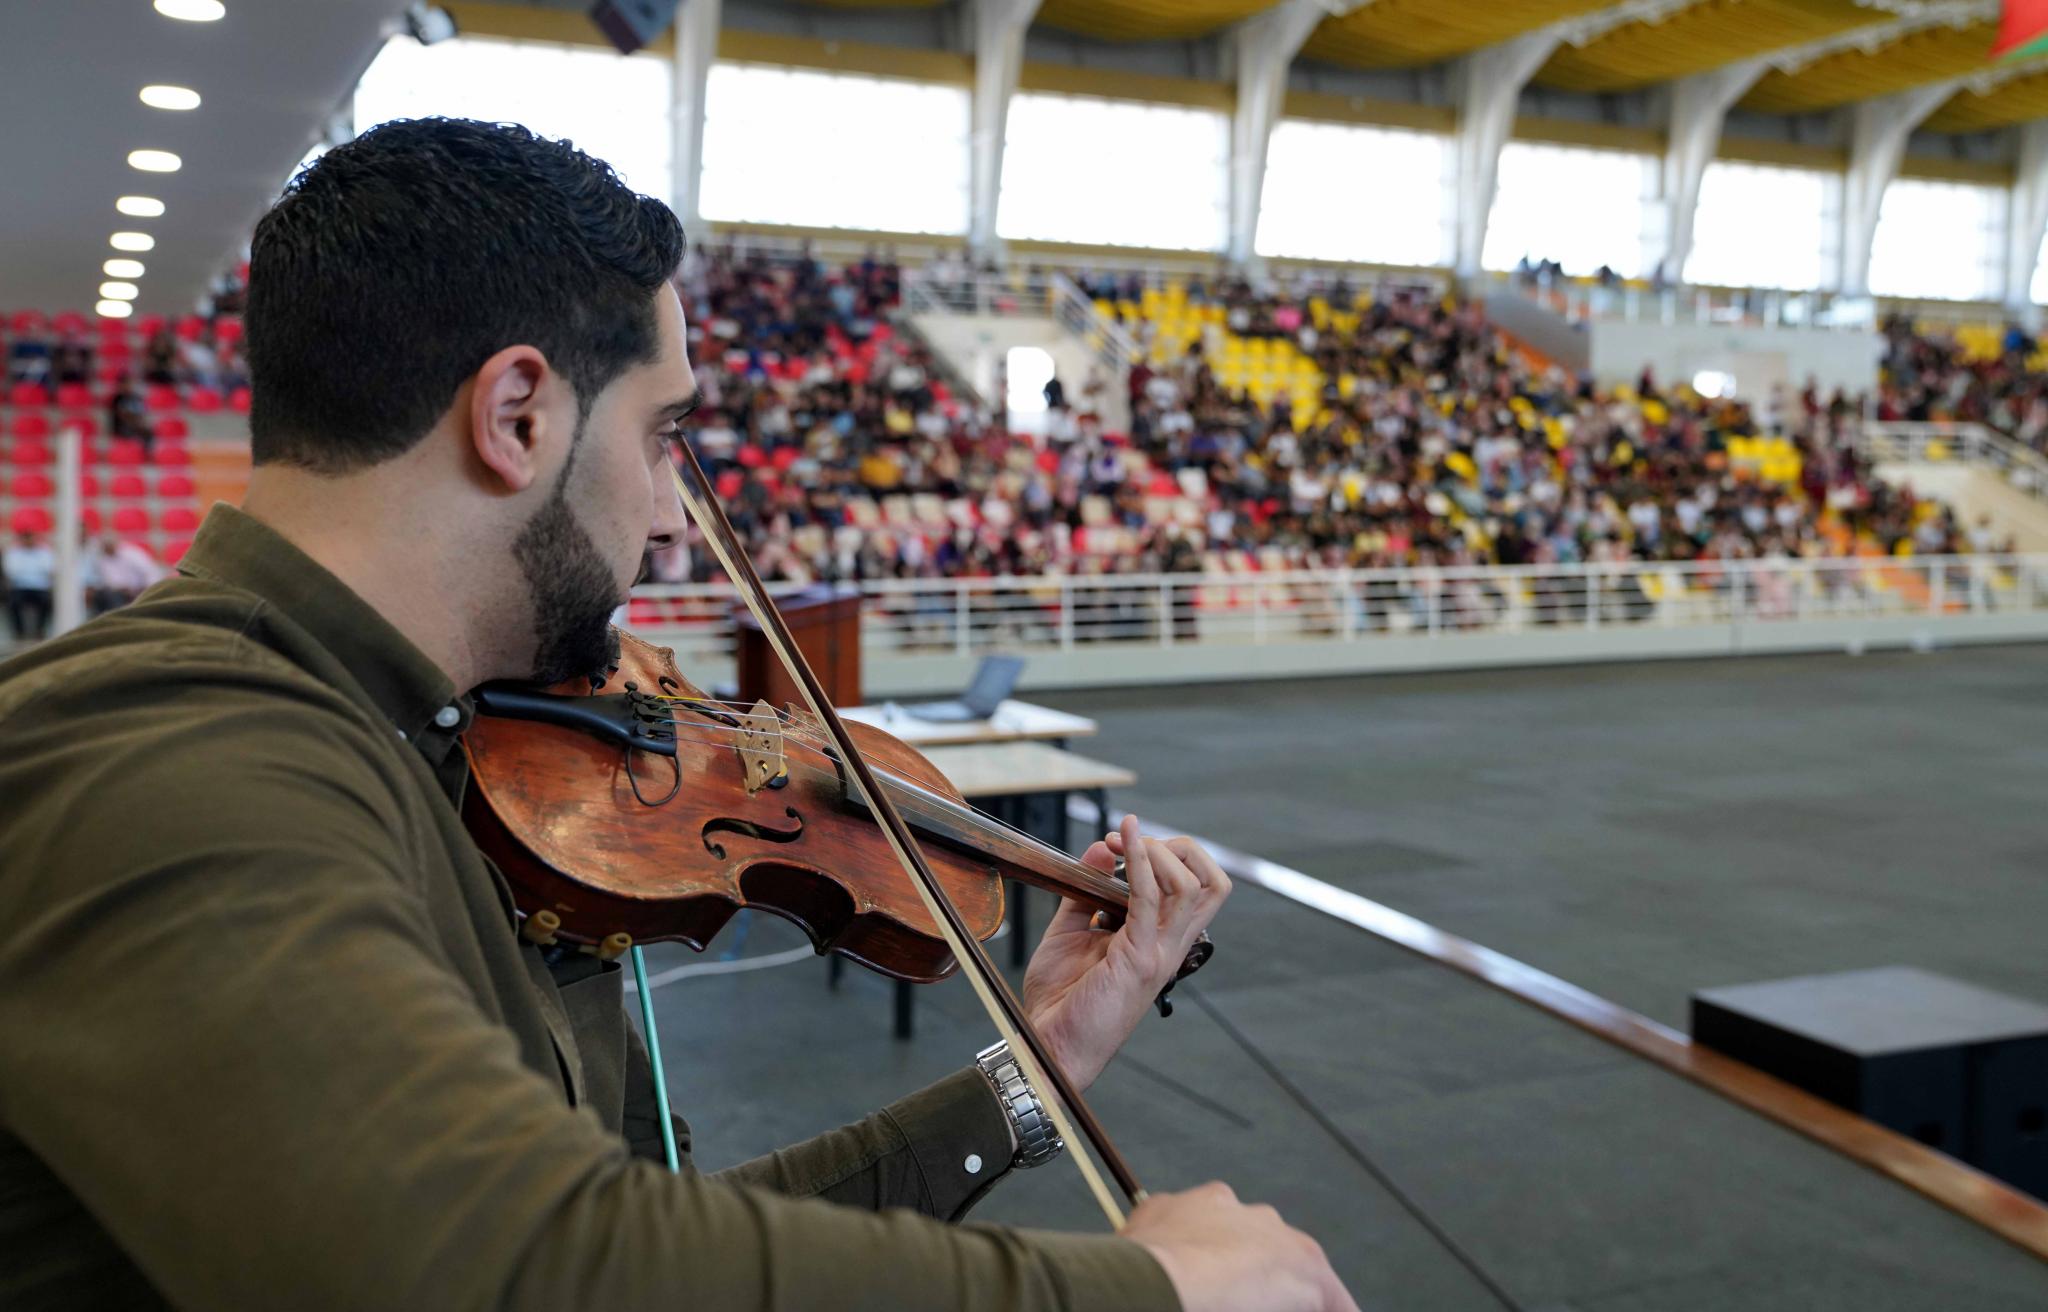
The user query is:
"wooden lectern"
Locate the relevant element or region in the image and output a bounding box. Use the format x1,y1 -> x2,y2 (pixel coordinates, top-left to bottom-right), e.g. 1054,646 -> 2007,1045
732,584 -> 863,711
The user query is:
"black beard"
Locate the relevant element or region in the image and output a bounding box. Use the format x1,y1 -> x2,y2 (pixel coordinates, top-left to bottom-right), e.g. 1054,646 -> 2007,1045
512,452 -> 624,686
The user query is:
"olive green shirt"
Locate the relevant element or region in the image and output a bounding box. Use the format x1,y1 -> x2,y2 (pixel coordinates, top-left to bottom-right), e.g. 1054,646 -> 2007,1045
0,505 -> 1177,1312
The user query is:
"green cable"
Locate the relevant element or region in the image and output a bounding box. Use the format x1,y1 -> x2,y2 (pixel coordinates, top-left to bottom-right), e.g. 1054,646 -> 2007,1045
629,944 -> 682,1173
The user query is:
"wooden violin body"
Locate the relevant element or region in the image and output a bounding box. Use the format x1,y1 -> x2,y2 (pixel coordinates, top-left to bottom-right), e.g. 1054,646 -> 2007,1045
465,629 -> 1012,982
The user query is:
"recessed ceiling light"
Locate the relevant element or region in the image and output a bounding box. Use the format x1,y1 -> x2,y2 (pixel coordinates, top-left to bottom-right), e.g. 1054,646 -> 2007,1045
154,0 -> 226,21
117,196 -> 166,218
100,282 -> 141,301
104,258 -> 147,279
111,232 -> 156,252
96,300 -> 135,319
140,85 -> 202,112
128,149 -> 182,173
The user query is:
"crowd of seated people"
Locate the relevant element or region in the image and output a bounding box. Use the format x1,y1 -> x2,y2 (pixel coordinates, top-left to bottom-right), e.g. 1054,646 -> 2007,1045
676,248 -> 1963,591
1876,313 -> 2048,454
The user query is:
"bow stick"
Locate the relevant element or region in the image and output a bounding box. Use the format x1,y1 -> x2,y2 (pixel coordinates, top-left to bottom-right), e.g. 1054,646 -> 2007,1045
664,448 -> 1144,1227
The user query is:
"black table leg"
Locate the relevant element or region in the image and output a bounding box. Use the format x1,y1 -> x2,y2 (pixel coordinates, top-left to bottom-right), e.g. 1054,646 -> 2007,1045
894,979 -> 914,1039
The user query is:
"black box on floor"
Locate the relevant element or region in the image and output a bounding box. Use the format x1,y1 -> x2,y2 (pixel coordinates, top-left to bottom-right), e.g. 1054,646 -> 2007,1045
1692,966 -> 2048,1199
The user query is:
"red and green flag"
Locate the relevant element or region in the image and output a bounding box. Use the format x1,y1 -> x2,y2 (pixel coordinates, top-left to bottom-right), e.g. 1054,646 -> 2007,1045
1993,0 -> 2048,61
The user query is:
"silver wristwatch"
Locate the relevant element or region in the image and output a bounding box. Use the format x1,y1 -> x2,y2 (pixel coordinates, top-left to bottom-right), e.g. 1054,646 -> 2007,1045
974,1040 -> 1064,1170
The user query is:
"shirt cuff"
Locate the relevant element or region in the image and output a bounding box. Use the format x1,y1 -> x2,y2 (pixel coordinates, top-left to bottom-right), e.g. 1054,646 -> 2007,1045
881,1065 -> 1018,1221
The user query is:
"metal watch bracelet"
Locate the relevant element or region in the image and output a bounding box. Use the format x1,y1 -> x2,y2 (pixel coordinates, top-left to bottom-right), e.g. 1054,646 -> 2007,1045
974,1040 -> 1064,1170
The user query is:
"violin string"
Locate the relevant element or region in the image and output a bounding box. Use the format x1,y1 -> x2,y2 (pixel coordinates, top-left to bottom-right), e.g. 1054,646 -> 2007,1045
606,702 -> 1128,899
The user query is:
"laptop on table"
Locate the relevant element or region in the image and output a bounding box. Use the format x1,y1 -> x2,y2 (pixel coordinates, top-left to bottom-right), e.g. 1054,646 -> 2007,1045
901,655 -> 1025,722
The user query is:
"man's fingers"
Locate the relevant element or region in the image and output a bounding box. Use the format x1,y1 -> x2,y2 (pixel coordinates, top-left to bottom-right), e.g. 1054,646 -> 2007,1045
1080,839 -> 1117,874
1120,814 -> 1160,952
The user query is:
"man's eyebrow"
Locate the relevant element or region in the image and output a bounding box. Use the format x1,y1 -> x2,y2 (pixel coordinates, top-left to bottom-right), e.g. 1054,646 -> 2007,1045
656,393 -> 702,423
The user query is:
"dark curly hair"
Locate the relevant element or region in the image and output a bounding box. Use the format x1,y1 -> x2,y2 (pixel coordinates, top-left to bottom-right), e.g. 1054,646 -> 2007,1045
245,117 -> 686,472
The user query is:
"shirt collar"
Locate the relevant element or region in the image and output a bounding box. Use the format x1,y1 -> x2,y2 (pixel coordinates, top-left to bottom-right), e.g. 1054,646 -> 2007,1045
177,504 -> 471,757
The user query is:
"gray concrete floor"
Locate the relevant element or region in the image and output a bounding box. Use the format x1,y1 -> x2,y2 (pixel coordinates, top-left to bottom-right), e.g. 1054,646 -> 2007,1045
638,645 -> 2048,1310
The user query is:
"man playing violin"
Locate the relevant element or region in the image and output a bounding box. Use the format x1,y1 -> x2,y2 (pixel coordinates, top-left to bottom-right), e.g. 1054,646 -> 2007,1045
0,118 -> 1353,1311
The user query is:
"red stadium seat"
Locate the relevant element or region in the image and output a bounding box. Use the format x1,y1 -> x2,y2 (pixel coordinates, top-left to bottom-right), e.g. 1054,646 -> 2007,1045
10,506 -> 53,535
228,386 -> 252,414
105,440 -> 146,467
78,471 -> 100,499
9,311 -> 46,335
134,315 -> 166,338
11,442 -> 52,467
161,539 -> 192,565
52,312 -> 88,336
152,443 -> 192,467
145,386 -> 182,413
187,386 -> 222,413
214,317 -> 243,348
8,382 -> 49,407
56,382 -> 93,409
10,413 -> 51,440
110,473 -> 148,500
81,507 -> 103,535
57,415 -> 98,440
10,472 -> 54,499
153,417 -> 190,441
155,472 -> 195,498
175,315 -> 207,343
111,506 -> 150,535
160,506 -> 201,534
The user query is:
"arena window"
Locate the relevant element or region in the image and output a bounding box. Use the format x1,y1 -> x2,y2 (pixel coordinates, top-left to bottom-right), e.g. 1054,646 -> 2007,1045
1685,160 -> 1835,292
1868,178 -> 2007,303
700,64 -> 969,235
1481,141 -> 1654,278
352,34 -> 673,200
1253,120 -> 1449,267
997,92 -> 1228,251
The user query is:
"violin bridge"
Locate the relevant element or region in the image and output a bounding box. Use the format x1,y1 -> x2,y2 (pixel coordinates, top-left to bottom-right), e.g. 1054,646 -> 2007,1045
735,700 -> 789,795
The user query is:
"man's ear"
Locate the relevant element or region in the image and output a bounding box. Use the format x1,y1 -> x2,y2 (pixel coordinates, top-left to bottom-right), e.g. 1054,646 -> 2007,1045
469,345 -> 553,494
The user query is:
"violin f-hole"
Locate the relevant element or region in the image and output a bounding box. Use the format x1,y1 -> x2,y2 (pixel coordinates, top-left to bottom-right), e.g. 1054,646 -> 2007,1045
701,807 -> 806,859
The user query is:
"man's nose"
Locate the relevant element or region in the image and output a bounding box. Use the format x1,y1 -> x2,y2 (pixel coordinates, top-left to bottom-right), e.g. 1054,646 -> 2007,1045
649,461 -> 689,552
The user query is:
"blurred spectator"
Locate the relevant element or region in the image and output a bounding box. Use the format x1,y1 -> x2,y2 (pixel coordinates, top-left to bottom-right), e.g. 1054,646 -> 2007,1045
84,534 -> 168,616
8,324 -> 52,386
4,530 -> 56,642
108,377 -> 150,446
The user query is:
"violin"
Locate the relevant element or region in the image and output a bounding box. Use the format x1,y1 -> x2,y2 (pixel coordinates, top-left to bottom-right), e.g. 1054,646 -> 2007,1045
462,626 -> 1211,999
461,447 -> 1176,1223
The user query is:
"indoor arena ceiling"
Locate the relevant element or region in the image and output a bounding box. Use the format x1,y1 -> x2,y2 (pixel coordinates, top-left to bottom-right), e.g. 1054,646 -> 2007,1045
0,0 -> 406,316
788,0 -> 2041,138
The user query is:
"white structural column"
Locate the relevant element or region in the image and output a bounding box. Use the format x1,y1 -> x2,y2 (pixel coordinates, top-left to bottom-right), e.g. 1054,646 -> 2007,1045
1838,77 -> 1965,295
1655,58 -> 1765,281
2004,120 -> 2048,315
669,0 -> 722,229
52,424 -> 83,638
1451,30 -> 1561,275
1226,0 -> 1357,265
968,0 -> 1042,255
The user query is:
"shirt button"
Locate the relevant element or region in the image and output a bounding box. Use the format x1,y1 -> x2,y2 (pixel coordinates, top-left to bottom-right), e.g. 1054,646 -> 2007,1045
963,1154 -> 982,1175
434,705 -> 461,729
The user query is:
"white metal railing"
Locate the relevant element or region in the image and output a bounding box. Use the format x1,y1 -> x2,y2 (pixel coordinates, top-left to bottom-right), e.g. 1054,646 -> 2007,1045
1050,271 -> 1141,380
1485,271 -> 1881,332
628,554 -> 2047,666
1860,421 -> 2048,501
900,267 -> 1058,318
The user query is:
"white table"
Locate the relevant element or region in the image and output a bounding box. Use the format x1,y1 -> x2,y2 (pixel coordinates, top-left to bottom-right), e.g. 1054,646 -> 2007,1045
919,741 -> 1135,799
840,699 -> 1097,747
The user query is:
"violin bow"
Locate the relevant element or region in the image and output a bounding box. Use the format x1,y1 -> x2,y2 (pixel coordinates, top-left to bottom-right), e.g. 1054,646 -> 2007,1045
664,452 -> 1145,1228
